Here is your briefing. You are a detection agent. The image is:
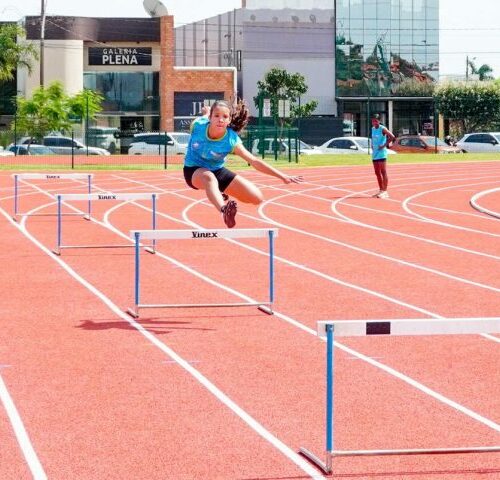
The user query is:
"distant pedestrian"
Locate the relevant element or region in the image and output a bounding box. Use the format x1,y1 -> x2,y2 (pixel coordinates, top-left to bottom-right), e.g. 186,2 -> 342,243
371,114 -> 395,198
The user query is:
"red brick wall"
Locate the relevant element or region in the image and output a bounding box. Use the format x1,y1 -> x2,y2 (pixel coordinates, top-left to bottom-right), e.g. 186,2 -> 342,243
160,17 -> 235,131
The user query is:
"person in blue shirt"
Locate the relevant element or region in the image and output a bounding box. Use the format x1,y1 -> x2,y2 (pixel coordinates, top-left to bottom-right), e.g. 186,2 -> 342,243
184,100 -> 303,228
371,114 -> 395,198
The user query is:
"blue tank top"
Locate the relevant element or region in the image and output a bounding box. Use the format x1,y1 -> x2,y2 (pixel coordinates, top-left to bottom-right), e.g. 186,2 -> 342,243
184,117 -> 242,170
371,125 -> 388,160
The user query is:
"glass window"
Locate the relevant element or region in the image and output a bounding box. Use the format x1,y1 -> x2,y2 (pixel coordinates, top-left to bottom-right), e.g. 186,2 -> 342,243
336,0 -> 438,97
43,137 -> 58,146
83,72 -> 160,113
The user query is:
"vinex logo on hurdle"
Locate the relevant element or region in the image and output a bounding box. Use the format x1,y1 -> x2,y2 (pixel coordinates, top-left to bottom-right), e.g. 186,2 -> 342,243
192,231 -> 218,238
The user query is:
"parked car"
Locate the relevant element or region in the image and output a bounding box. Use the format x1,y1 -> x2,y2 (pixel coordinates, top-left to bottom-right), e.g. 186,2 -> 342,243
8,145 -> 55,155
0,146 -> 15,156
456,132 -> 500,153
251,138 -> 322,156
391,135 -> 462,154
318,136 -> 397,155
128,132 -> 190,155
12,136 -> 110,155
86,127 -> 120,153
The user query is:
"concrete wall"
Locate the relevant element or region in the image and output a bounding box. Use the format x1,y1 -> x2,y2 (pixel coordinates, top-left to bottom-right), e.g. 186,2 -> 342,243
18,39 -> 84,96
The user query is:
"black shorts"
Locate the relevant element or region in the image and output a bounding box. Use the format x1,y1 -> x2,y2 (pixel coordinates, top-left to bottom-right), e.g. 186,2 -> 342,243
183,166 -> 237,192
372,158 -> 387,163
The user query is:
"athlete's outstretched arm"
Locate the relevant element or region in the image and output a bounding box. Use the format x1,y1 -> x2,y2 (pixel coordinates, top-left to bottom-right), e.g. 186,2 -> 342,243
233,144 -> 303,184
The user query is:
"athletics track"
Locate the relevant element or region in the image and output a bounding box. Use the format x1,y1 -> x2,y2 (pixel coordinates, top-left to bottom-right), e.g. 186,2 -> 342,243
0,160 -> 499,479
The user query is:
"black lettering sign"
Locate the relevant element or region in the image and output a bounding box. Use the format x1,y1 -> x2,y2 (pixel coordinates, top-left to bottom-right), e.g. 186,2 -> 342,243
89,47 -> 152,66
98,194 -> 117,200
192,231 -> 219,238
46,175 -> 61,179
174,92 -> 224,117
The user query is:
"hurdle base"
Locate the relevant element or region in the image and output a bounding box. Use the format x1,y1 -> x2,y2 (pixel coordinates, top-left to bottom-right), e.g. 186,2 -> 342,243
126,307 -> 139,318
298,448 -> 331,474
144,246 -> 156,254
258,304 -> 274,315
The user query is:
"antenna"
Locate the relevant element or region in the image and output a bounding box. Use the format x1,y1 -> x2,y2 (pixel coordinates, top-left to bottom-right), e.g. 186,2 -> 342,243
143,0 -> 168,17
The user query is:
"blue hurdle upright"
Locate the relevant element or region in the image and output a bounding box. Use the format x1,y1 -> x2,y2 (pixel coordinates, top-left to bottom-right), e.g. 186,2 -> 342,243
126,228 -> 277,318
299,318 -> 500,474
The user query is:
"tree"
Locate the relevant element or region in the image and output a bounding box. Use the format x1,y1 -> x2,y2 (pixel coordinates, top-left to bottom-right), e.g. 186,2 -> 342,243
467,59 -> 494,81
254,67 -> 318,128
0,24 -> 38,82
435,81 -> 500,134
14,81 -> 103,144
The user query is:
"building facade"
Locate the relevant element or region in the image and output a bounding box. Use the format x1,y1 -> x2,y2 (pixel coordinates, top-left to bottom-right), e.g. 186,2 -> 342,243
175,0 -> 439,138
17,15 -> 236,145
336,0 -> 439,136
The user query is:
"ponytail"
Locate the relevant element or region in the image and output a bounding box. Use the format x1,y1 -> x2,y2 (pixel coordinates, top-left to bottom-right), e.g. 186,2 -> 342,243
210,99 -> 249,134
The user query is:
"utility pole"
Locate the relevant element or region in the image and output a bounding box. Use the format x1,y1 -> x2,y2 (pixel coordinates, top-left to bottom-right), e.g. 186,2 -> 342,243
465,55 -> 468,82
40,0 -> 47,86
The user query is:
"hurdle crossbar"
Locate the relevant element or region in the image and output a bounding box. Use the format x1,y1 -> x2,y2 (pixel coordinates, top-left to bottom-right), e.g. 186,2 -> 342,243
12,173 -> 93,221
53,192 -> 158,255
126,228 -> 278,318
300,318 -> 500,474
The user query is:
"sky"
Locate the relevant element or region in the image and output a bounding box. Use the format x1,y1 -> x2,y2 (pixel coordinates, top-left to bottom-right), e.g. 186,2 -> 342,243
1,0 -> 500,78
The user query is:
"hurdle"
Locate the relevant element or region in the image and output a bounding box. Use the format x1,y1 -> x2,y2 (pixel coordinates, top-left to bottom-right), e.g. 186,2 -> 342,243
53,192 -> 158,255
299,318 -> 500,474
12,173 -> 93,221
126,228 -> 277,318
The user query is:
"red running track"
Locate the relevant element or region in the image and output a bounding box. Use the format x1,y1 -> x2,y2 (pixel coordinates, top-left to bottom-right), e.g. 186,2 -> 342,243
0,160 -> 499,479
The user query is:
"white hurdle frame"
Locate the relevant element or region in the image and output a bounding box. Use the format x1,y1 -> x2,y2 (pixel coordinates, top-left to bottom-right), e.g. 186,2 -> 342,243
12,173 -> 93,221
299,318 -> 500,474
126,228 -> 278,318
53,192 -> 158,255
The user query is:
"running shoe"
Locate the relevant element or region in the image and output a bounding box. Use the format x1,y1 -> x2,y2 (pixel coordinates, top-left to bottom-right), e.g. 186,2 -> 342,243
221,200 -> 237,228
377,191 -> 389,198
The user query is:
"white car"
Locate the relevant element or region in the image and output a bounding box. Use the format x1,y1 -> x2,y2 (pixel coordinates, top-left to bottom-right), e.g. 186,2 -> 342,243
8,145 -> 55,155
86,127 -> 120,153
128,132 -> 190,155
456,132 -> 500,153
12,136 -> 110,155
318,136 -> 397,155
251,138 -> 322,156
0,146 -> 14,156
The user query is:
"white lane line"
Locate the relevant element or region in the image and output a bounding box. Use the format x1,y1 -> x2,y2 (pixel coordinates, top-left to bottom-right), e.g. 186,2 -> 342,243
110,176 -> 500,312
175,199 -> 500,434
98,177 -> 500,432
470,187 -> 500,220
266,197 -> 500,294
1,204 -> 325,480
331,188 -> 500,261
0,374 -> 47,480
402,183 -> 500,236
4,175 -> 500,438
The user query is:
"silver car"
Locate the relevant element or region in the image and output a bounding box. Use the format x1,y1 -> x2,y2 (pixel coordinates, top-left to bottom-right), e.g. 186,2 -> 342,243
128,132 -> 190,155
456,132 -> 500,153
318,136 -> 397,155
14,136 -> 110,155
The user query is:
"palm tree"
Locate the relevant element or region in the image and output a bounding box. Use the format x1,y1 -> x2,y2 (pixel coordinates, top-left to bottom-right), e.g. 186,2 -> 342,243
467,58 -> 494,81
0,24 -> 38,82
